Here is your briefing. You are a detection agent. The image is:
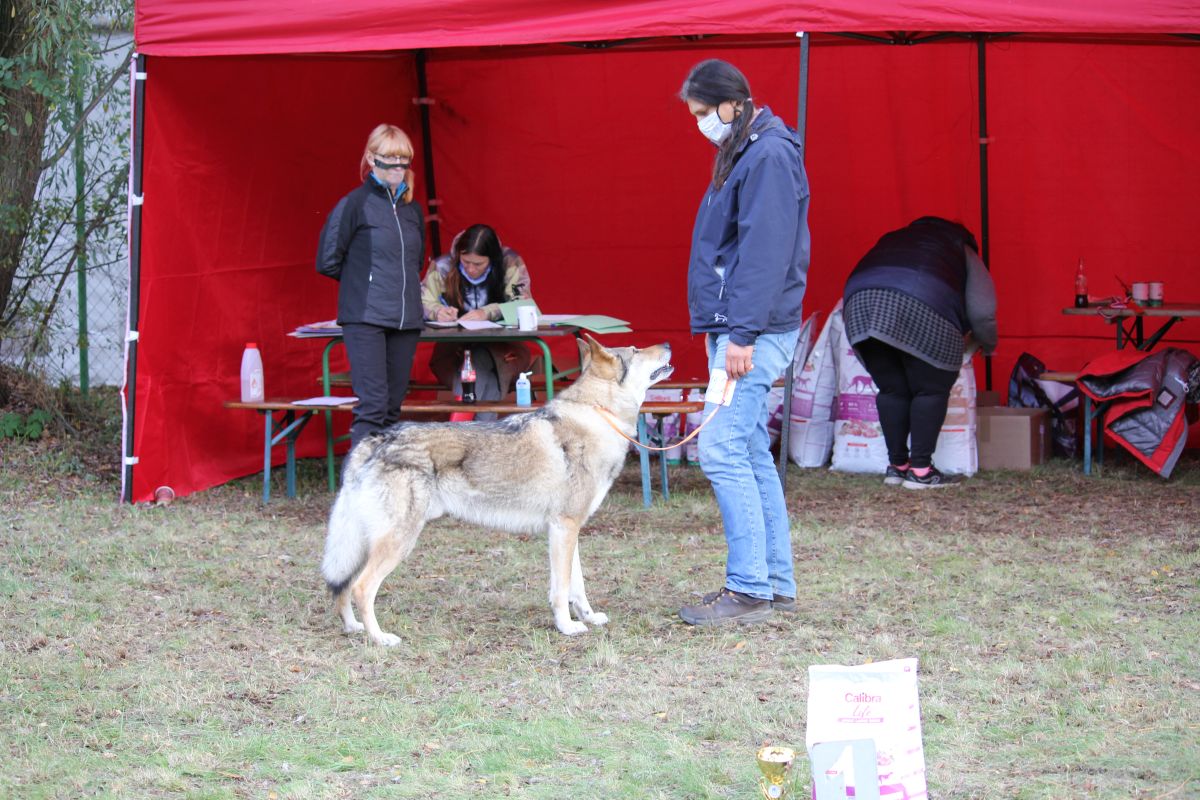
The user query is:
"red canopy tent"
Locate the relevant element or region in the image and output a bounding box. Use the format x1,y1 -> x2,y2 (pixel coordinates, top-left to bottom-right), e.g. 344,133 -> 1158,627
126,1 -> 1200,502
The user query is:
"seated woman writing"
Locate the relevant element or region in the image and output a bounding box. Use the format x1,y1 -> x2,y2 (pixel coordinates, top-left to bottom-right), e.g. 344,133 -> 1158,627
421,223 -> 534,419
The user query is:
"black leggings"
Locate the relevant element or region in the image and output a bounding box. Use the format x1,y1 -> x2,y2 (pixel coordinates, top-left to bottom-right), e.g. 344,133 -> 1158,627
855,338 -> 959,469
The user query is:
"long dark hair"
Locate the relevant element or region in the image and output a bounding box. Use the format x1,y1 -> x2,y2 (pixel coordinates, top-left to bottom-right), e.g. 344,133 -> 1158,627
680,59 -> 755,189
443,223 -> 506,310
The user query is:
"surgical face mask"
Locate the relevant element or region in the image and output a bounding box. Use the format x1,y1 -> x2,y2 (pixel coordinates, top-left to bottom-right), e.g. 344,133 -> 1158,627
697,109 -> 732,144
459,261 -> 492,285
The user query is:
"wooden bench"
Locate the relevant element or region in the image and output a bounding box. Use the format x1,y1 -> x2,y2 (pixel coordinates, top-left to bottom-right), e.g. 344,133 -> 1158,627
225,397 -> 703,506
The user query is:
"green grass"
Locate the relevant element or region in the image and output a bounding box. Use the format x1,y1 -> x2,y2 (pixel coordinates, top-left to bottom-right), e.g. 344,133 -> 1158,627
1,451 -> 1198,798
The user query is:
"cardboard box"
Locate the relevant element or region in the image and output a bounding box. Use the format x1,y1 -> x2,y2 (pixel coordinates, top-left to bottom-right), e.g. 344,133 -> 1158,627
976,407 -> 1051,470
976,389 -> 1002,408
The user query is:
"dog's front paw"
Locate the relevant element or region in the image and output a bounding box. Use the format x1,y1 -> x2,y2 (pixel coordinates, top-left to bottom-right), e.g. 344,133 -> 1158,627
582,611 -> 609,626
343,620 -> 365,634
370,632 -> 403,647
556,618 -> 588,636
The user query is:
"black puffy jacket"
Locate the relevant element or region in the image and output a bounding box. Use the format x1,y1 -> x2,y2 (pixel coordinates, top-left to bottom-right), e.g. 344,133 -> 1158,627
316,177 -> 425,330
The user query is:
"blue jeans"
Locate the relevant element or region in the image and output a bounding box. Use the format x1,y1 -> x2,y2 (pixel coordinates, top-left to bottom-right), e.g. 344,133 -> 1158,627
698,330 -> 800,601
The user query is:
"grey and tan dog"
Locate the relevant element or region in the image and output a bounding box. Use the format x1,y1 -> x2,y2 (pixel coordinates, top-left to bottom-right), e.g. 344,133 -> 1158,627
321,335 -> 673,645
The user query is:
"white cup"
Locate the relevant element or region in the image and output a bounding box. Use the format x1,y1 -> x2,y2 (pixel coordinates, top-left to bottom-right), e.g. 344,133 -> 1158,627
1131,282 -> 1149,302
517,305 -> 538,331
1148,281 -> 1164,306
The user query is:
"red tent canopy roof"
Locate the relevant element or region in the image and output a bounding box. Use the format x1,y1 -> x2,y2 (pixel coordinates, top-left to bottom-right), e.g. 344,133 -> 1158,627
135,0 -> 1200,56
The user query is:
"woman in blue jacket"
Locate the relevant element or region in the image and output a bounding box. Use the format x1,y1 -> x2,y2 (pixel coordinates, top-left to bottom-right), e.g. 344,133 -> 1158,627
676,60 -> 811,627
317,124 -> 425,447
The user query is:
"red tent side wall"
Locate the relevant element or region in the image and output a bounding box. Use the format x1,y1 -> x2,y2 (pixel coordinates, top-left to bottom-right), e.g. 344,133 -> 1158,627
132,39 -> 1200,501
135,54 -> 420,501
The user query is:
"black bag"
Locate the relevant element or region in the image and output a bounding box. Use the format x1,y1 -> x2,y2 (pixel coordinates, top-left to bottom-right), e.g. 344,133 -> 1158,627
1006,352 -> 1078,457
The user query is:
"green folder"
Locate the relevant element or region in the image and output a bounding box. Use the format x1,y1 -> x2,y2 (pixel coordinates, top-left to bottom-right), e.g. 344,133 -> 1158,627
563,314 -> 632,333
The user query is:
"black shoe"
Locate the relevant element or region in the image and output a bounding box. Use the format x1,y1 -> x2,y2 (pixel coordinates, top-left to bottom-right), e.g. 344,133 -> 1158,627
700,589 -> 796,613
883,465 -> 908,486
902,466 -> 963,490
680,587 -> 774,626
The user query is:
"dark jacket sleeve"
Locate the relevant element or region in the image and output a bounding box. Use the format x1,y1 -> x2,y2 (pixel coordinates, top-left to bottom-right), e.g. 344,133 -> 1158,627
964,245 -> 998,354
316,194 -> 355,280
726,142 -> 804,347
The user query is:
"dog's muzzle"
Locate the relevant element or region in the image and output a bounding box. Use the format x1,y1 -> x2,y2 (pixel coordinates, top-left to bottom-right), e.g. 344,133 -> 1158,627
650,363 -> 674,382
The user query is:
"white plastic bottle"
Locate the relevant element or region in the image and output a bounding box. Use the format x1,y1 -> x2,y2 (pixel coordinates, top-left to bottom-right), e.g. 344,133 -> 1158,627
515,371 -> 532,406
240,342 -> 264,402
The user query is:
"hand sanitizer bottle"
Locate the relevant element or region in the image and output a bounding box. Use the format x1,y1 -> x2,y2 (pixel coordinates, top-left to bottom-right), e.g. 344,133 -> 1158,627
515,371 -> 532,406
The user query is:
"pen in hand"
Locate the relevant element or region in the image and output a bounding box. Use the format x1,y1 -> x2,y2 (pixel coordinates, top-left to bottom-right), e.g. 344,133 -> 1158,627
436,295 -> 459,322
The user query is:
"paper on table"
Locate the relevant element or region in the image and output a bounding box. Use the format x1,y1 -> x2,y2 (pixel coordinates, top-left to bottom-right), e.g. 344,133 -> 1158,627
457,318 -> 502,330
290,319 -> 342,337
424,319 -> 459,328
294,396 -> 358,406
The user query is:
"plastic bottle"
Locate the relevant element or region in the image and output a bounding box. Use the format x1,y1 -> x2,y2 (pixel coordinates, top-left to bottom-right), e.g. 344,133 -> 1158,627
460,350 -> 476,404
240,343 -> 264,402
1074,258 -> 1088,308
515,371 -> 532,406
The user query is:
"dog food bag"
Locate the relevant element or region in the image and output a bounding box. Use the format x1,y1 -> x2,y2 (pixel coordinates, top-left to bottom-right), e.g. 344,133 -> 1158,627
789,305 -> 841,467
766,315 -> 818,446
830,311 -> 888,474
640,388 -> 684,462
930,353 -> 979,476
683,388 -> 703,463
806,658 -> 927,800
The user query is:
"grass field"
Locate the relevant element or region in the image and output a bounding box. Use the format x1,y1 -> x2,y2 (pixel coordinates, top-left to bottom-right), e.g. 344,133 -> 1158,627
1,447 -> 1198,799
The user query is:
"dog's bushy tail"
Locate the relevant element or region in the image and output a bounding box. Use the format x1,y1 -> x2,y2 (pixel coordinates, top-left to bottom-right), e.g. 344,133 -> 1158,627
322,444 -> 381,593
321,441 -> 381,593
321,489 -> 368,595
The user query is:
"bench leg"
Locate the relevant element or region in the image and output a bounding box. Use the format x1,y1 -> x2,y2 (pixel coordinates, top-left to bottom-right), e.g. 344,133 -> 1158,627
283,410 -> 297,499
261,410 -> 274,503
657,416 -> 670,501
637,415 -> 652,508
1083,397 -> 1093,476
325,408 -> 337,492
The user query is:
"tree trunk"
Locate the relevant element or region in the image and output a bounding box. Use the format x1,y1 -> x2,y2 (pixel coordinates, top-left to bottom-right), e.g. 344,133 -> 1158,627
0,0 -> 53,349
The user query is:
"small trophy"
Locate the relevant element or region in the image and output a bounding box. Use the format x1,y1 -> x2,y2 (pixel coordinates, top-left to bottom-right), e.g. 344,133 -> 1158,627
756,745 -> 796,799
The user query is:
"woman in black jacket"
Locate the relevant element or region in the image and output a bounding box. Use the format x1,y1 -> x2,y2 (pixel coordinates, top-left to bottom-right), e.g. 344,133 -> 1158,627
843,217 -> 998,489
317,124 -> 426,447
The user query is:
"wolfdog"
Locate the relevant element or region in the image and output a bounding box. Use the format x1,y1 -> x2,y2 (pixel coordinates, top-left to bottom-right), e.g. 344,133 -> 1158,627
320,335 -> 674,645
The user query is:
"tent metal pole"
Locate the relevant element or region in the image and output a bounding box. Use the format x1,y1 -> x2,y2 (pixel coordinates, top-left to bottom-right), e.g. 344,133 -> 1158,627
415,49 -> 442,256
123,52 -> 147,503
778,31 -> 810,483
976,35 -> 993,391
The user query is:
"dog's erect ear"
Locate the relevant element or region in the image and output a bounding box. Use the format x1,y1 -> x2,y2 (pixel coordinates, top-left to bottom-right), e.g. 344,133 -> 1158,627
579,333 -> 617,378
577,335 -> 594,373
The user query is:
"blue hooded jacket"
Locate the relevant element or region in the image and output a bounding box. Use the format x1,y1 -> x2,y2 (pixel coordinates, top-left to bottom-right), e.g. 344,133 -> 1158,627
687,106 -> 810,346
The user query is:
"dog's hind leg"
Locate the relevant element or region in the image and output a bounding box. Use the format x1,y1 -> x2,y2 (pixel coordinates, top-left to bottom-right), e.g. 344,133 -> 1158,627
352,522 -> 422,647
569,540 -> 608,627
548,518 -> 587,635
333,588 -> 364,634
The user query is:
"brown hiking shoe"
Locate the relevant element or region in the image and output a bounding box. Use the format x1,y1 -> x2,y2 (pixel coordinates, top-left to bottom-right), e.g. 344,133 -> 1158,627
701,589 -> 796,613
680,587 -> 774,626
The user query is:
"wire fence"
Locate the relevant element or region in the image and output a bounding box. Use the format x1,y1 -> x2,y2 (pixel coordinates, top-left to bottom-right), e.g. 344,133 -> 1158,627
0,32 -> 131,390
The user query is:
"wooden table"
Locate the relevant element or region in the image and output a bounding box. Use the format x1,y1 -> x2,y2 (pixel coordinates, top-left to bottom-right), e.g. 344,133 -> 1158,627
308,324 -> 584,491
1062,303 -> 1200,351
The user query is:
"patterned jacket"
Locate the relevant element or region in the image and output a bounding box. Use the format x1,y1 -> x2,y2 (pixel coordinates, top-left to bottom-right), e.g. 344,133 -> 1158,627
420,245 -> 532,322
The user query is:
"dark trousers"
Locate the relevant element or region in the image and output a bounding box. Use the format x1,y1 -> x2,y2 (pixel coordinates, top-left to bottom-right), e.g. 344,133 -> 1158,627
855,338 -> 959,469
341,323 -> 420,448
